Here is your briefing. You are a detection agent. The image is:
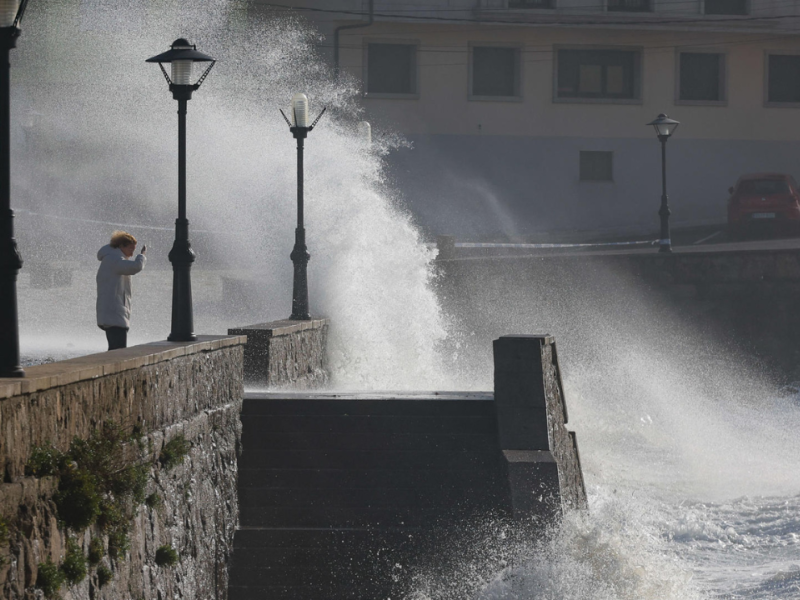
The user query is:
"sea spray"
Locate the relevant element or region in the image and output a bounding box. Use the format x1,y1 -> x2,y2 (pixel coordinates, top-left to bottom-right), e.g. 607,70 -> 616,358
16,0 -> 450,388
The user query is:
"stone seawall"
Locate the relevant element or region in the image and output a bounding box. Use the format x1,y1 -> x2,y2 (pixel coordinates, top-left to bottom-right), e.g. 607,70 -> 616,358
228,319 -> 329,388
0,336 -> 246,600
437,248 -> 800,381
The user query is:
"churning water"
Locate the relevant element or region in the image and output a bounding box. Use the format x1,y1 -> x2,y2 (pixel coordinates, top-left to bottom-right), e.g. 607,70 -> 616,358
14,2 -> 800,598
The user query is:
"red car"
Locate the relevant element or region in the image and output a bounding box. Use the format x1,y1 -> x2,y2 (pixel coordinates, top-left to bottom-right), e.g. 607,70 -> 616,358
727,173 -> 800,236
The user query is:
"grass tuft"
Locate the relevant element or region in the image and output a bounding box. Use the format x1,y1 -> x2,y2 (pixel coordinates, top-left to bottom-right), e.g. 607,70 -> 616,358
155,544 -> 179,567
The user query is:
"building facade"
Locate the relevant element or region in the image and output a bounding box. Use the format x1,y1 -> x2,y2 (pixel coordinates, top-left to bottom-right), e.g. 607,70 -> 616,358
274,0 -> 800,238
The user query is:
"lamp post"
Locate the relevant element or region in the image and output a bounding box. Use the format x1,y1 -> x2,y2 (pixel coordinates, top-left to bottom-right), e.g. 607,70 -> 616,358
0,0 -> 29,378
146,39 -> 215,341
280,94 -> 326,321
647,113 -> 679,254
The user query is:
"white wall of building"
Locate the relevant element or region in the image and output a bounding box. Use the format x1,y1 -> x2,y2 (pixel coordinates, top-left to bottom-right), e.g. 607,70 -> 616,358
266,0 -> 800,236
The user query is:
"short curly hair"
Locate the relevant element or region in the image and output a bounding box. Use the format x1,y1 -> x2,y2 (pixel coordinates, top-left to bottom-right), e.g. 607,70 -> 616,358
109,231 -> 137,249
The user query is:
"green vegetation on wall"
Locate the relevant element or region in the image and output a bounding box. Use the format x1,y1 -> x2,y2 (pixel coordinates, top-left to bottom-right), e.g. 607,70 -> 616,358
22,423 -> 190,598
155,544 -> 179,568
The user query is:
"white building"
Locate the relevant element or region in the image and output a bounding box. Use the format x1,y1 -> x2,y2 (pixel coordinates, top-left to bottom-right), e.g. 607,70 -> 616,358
263,1 -> 800,238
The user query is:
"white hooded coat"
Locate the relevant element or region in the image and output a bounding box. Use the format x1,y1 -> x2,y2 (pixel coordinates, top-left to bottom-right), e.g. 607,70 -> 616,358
96,244 -> 146,329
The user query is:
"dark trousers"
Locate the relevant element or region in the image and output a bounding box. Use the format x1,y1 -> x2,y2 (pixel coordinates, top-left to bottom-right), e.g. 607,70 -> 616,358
105,327 -> 128,351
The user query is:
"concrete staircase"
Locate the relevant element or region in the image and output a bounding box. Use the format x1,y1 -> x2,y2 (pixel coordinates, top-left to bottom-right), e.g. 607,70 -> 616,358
227,335 -> 587,600
228,392 -> 508,600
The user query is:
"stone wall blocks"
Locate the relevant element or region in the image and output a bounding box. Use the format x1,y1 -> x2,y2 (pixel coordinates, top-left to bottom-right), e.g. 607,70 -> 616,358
231,320 -> 329,388
19,376 -> 52,394
102,360 -> 124,376
0,340 -> 244,599
161,346 -> 187,362
71,366 -> 104,383
0,381 -> 22,400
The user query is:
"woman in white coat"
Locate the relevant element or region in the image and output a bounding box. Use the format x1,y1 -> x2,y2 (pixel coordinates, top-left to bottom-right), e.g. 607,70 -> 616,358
96,231 -> 146,350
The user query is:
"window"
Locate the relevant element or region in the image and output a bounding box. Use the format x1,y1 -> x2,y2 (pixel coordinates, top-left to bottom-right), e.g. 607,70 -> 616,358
679,53 -> 724,102
508,0 -> 554,7
580,152 -> 613,181
705,0 -> 747,15
767,54 -> 800,104
366,43 -> 417,96
471,46 -> 521,99
738,179 -> 790,195
557,49 -> 640,100
607,0 -> 651,12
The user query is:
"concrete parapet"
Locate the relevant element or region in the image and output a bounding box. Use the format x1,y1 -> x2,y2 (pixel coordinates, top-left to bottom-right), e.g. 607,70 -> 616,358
0,336 -> 246,600
228,319 -> 329,388
494,335 -> 587,520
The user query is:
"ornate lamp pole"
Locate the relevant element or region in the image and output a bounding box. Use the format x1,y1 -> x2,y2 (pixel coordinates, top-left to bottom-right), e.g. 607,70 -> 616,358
0,0 -> 30,378
280,94 -> 325,321
146,39 -> 215,341
647,113 -> 680,254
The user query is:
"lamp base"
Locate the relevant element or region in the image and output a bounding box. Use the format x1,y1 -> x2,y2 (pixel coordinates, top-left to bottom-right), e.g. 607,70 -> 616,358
167,333 -> 198,342
0,366 -> 24,378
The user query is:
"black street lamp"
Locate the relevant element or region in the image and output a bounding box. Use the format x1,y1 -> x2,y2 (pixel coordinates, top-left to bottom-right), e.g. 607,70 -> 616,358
0,0 -> 30,378
147,39 -> 215,341
647,113 -> 680,254
280,93 -> 325,321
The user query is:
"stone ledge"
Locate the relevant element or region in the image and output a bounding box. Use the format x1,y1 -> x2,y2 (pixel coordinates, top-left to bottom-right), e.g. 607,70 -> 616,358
229,318 -> 329,338
0,335 -> 247,399
498,333 -> 554,345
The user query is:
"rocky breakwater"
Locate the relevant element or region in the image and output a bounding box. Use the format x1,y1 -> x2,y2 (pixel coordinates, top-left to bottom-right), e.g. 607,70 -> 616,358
0,335 -> 246,600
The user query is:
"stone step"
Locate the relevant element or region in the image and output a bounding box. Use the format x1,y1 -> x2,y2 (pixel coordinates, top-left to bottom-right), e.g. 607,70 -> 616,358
233,527 -> 422,550
228,584 -> 392,600
238,484 -> 504,511
230,549 -> 377,574
238,414 -> 496,436
240,431 -> 498,452
228,526 -> 476,599
228,530 -> 434,599
228,561 -> 385,587
237,467 -> 502,489
237,449 -> 501,470
241,396 -> 495,417
238,504 -> 500,528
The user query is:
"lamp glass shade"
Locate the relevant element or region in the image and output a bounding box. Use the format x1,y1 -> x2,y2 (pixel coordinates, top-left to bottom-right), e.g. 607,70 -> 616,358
0,0 -> 20,27
171,60 -> 193,86
647,114 -> 680,138
655,122 -> 677,137
358,121 -> 372,145
291,93 -> 309,128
